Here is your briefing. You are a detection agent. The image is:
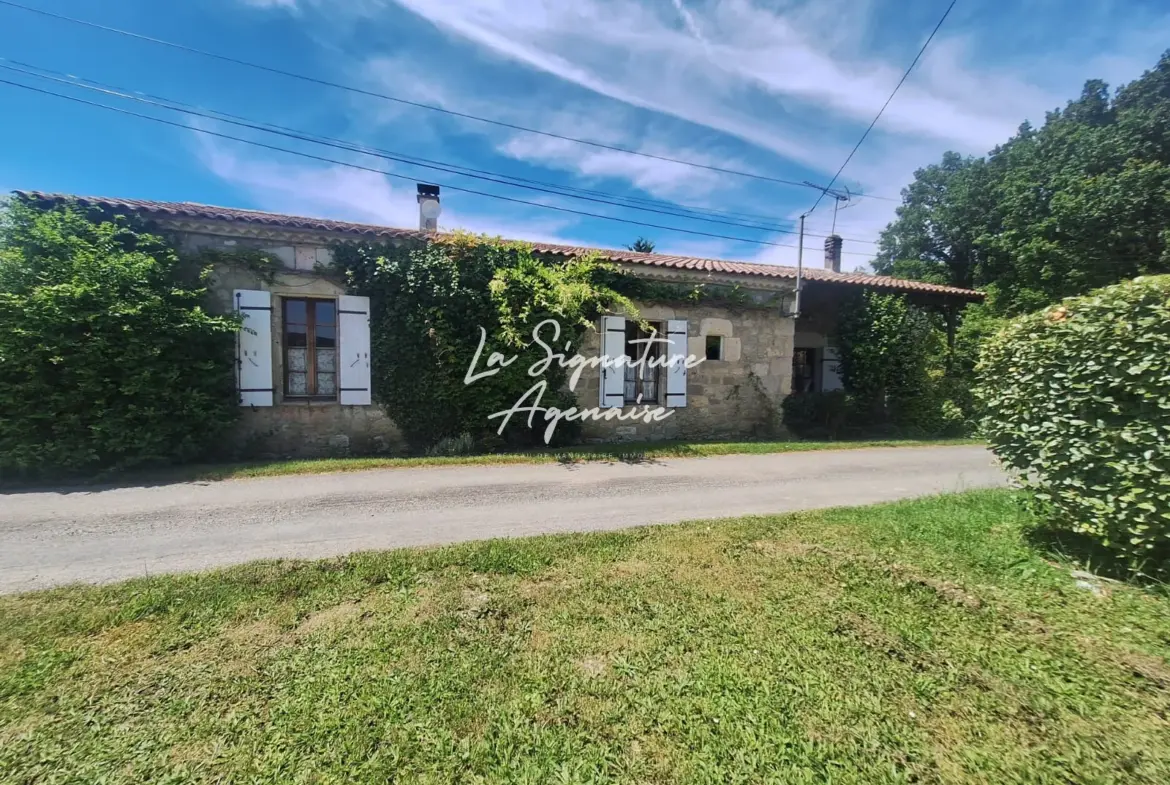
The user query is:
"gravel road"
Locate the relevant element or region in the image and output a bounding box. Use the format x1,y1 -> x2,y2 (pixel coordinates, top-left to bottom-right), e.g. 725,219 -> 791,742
0,445 -> 1006,592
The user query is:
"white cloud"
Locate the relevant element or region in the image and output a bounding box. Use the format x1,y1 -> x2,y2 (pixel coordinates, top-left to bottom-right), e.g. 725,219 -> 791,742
498,134 -> 728,202
670,0 -> 711,50
192,132 -> 593,245
238,0 -> 299,9
379,0 -> 1045,160
222,0 -> 1170,270
195,133 -> 418,226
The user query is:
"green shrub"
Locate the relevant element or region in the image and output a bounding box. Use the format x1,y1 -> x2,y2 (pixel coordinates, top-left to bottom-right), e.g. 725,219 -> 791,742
836,290 -> 940,426
892,370 -> 973,438
781,385 -> 969,440
781,391 -> 852,439
827,289 -> 974,437
976,275 -> 1170,577
0,199 -> 240,478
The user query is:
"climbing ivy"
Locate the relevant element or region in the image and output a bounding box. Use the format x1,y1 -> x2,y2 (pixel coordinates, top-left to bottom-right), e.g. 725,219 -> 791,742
603,275 -> 767,310
192,247 -> 284,284
333,233 -> 638,452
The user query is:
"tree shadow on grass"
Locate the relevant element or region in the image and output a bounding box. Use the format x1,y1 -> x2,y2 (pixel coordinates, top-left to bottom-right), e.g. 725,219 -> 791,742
1026,524 -> 1169,587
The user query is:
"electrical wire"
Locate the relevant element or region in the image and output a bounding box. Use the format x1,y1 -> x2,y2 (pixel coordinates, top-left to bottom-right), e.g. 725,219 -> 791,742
0,58 -> 876,245
0,75 -> 877,256
807,0 -> 958,215
0,0 -> 900,203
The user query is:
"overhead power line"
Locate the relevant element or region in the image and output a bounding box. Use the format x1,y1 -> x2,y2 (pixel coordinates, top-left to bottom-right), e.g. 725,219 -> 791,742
807,0 -> 958,215
0,76 -> 877,257
0,58 -> 880,246
0,0 -> 899,203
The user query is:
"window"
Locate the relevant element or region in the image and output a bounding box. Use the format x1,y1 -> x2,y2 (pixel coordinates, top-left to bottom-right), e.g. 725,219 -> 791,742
624,321 -> 663,404
283,298 -> 337,399
792,348 -> 818,394
705,334 -> 723,361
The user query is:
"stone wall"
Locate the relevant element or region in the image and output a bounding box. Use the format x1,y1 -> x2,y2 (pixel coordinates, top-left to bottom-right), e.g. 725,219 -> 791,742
179,227 -> 802,454
231,402 -> 403,460
571,302 -> 795,442
182,230 -> 406,459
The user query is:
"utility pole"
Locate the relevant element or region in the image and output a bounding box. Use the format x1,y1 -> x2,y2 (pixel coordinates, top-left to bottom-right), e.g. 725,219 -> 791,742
794,213 -> 806,319
793,183 -> 851,319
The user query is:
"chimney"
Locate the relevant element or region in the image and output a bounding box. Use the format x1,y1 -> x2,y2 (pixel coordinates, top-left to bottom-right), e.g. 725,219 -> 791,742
823,234 -> 842,273
417,184 -> 441,232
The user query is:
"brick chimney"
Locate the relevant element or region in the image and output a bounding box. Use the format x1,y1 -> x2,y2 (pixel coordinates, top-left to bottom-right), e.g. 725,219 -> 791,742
823,234 -> 842,273
417,184 -> 441,232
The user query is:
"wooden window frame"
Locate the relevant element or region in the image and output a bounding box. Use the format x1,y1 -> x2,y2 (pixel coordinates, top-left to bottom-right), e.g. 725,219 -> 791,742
624,321 -> 664,405
282,297 -> 338,401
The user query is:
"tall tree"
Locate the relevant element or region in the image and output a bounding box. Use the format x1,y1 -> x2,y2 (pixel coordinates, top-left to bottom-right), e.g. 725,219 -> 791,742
877,50 -> 1170,317
873,151 -> 992,291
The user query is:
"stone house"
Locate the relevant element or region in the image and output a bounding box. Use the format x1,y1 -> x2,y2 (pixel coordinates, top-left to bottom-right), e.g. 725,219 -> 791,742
16,191 -> 982,457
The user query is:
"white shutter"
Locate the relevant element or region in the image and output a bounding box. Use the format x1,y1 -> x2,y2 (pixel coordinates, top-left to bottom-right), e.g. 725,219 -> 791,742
338,295 -> 372,405
821,346 -> 844,392
233,289 -> 273,407
665,319 -> 689,408
598,315 -> 626,408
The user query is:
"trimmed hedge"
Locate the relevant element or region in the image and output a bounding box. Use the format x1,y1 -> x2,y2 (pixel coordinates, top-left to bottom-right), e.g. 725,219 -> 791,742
0,200 -> 240,478
976,275 -> 1170,577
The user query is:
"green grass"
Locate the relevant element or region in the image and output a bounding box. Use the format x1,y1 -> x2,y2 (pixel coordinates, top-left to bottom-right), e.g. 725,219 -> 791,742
182,437 -> 979,482
3,489 -> 1167,783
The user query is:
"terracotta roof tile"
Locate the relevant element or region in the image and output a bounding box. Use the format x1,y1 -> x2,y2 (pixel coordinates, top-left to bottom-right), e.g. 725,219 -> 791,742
12,191 -> 984,300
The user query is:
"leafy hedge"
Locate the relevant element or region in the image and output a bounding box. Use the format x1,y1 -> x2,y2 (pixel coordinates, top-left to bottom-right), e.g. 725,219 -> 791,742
334,234 -> 635,452
0,199 -> 240,478
976,275 -> 1170,577
790,290 -> 970,439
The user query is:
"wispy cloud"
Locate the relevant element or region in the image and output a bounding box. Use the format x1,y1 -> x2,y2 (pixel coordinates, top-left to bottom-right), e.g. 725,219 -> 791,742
192,131 -> 593,245
195,132 -> 417,226
237,0 -> 299,10
380,0 -> 1037,159
218,0 -> 1170,269
498,134 -> 729,201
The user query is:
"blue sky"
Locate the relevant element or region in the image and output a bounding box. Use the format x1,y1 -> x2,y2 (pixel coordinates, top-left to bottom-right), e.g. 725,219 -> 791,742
2,0 -> 1169,270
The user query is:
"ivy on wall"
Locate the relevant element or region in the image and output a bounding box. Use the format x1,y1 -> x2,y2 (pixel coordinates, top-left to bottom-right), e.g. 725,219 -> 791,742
190,248 -> 285,285
603,275 -> 780,311
332,233 -> 639,452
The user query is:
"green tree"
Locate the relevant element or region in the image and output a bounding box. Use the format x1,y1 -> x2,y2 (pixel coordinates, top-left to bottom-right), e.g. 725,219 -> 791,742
878,50 -> 1170,317
0,198 -> 240,478
874,151 -> 994,291
626,237 -> 656,253
835,291 -> 942,426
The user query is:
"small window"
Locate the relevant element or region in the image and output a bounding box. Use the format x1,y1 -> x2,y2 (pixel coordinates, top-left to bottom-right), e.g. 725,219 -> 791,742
705,334 -> 723,361
283,298 -> 337,400
624,321 -> 663,404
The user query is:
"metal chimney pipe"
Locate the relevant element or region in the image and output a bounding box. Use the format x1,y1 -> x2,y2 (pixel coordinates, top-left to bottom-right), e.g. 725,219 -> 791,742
417,184 -> 441,232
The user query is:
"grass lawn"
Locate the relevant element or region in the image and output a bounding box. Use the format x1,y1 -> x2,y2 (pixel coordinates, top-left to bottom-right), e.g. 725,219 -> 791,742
3,489 -> 1168,783
180,436 -> 979,482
